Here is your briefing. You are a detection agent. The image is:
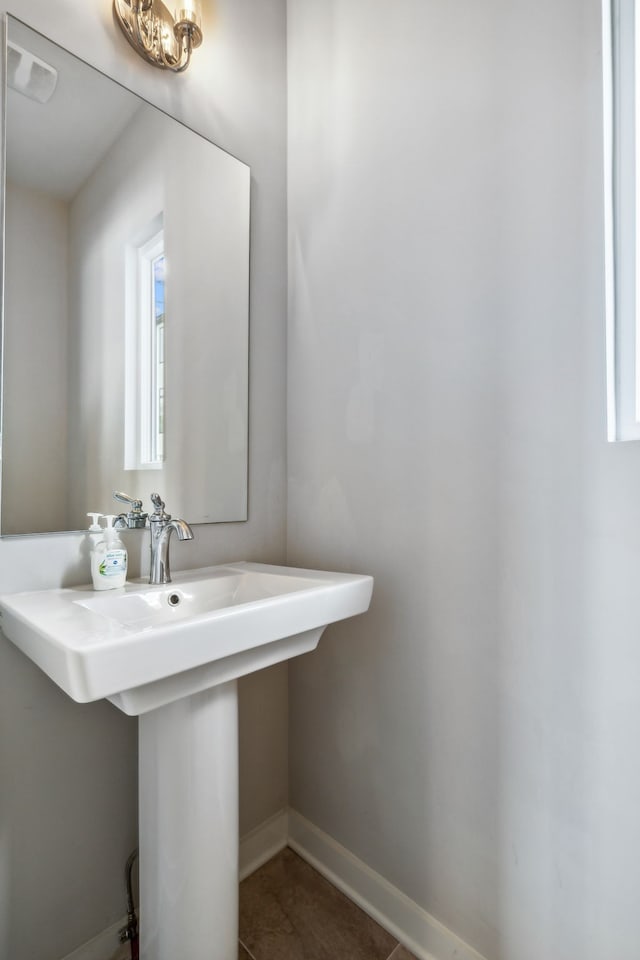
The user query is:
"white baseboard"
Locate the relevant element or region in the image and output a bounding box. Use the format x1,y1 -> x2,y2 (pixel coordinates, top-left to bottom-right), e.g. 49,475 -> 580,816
60,917 -> 129,960
288,809 -> 487,960
239,807 -> 289,880
60,806 -> 485,960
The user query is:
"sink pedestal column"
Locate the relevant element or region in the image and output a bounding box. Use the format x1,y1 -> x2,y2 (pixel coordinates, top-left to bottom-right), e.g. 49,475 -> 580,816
138,680 -> 239,960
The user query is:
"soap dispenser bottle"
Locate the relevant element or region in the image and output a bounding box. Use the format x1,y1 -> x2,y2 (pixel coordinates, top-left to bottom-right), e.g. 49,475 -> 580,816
91,514 -> 128,590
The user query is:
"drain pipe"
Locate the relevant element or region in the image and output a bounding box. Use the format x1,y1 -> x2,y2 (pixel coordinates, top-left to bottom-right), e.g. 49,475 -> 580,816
119,849 -> 139,960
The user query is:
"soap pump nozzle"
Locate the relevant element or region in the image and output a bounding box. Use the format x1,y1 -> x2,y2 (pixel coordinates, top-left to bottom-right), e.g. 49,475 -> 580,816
86,512 -> 103,532
102,515 -> 119,544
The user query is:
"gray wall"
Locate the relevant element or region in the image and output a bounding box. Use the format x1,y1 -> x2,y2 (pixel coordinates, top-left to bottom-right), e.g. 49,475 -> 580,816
0,1 -> 287,958
3,180 -> 69,534
287,2 -> 639,958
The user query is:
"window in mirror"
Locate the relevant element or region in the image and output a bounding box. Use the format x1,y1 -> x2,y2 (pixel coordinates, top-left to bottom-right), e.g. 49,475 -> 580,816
152,252 -> 166,464
125,218 -> 166,471
140,228 -> 165,468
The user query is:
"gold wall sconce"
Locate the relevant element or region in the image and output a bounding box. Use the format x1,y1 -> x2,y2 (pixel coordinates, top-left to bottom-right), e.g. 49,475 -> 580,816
113,0 -> 203,73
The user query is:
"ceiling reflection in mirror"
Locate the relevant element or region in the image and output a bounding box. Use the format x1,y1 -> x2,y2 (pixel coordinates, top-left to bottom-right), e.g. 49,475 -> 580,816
1,17 -> 250,536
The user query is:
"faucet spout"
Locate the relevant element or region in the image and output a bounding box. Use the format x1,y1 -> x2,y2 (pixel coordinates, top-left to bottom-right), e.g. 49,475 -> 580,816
170,518 -> 194,542
148,494 -> 194,584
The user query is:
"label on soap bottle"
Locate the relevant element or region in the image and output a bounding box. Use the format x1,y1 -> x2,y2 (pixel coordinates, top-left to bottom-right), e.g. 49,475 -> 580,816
99,549 -> 127,577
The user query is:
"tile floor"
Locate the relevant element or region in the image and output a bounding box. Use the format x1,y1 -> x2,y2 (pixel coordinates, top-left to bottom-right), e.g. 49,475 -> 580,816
238,848 -> 417,960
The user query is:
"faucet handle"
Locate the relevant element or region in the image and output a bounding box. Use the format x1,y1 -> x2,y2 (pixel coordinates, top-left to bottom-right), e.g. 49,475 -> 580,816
150,492 -> 170,521
113,491 -> 148,529
114,491 -> 143,512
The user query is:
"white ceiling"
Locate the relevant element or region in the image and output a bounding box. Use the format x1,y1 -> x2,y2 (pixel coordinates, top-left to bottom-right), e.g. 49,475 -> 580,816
7,18 -> 142,201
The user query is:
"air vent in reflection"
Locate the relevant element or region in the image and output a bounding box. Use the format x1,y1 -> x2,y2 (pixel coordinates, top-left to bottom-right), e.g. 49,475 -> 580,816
7,40 -> 57,104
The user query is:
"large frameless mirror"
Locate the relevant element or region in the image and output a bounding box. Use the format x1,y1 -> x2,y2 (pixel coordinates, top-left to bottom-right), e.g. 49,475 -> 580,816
1,16 -> 250,536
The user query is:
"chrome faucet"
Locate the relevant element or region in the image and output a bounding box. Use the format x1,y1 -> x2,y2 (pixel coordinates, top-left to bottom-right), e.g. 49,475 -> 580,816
113,490 -> 148,529
148,493 -> 194,585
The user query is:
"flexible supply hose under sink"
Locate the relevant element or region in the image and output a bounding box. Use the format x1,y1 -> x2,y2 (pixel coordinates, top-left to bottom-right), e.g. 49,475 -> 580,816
117,849 -> 139,960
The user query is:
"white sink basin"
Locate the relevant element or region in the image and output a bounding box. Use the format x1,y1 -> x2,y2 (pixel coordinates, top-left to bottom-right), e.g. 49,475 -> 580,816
0,561 -> 373,715
0,558 -> 373,959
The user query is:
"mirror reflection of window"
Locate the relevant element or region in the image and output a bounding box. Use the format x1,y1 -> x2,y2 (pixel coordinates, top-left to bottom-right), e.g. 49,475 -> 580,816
125,222 -> 166,471
151,250 -> 165,464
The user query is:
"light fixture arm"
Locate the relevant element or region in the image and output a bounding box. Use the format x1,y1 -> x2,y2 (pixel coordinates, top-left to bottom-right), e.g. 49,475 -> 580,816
113,0 -> 203,73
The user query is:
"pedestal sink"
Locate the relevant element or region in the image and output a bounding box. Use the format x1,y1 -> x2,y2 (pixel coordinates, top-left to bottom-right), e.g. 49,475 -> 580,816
0,561 -> 373,960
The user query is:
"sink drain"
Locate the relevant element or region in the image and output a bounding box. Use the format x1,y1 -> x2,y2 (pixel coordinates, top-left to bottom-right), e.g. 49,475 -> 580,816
167,593 -> 181,607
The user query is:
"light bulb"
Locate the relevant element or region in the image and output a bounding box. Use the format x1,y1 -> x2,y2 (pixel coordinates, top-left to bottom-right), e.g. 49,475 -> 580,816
175,0 -> 200,27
